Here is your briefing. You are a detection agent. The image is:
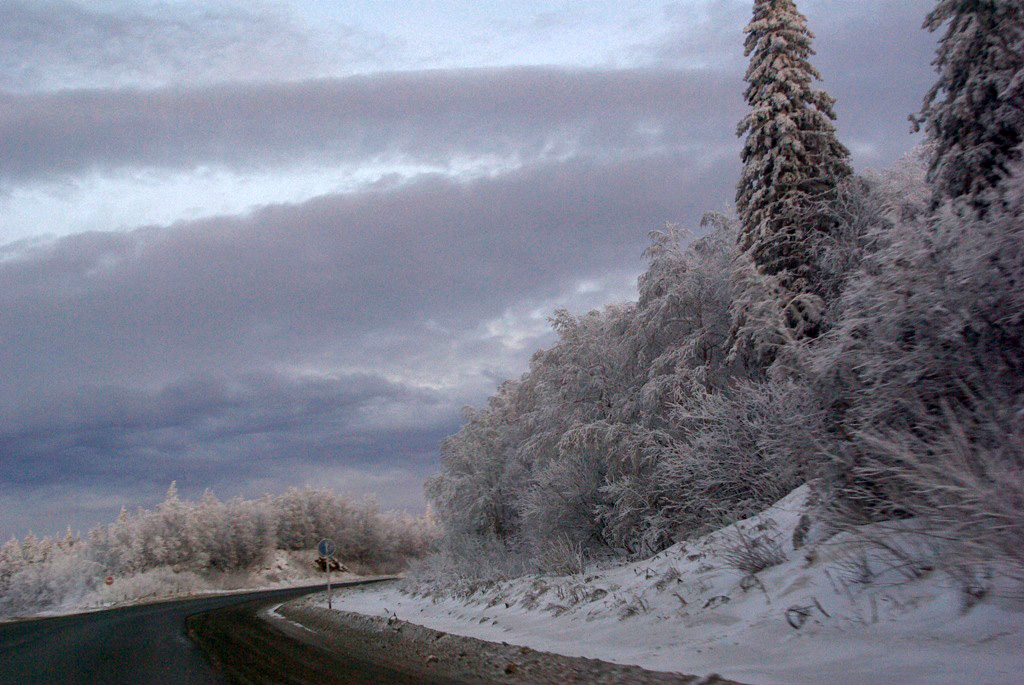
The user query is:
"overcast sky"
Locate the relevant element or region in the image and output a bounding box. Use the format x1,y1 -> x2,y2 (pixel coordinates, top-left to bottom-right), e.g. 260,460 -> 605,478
0,0 -> 938,540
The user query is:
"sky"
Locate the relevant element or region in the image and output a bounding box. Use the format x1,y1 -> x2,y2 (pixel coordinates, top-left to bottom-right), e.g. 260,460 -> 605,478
0,0 -> 938,540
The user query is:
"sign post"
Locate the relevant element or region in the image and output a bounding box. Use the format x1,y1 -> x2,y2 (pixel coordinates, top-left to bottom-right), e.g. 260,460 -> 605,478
317,538 -> 337,609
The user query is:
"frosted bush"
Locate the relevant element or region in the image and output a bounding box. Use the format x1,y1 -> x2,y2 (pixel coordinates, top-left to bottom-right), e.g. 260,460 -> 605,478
402,532 -> 530,598
811,154 -> 1024,578
0,550 -> 103,618
650,377 -> 819,540
2,484 -> 437,618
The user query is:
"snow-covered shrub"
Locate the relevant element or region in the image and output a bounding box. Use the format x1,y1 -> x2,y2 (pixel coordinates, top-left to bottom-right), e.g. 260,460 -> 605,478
720,522 -> 787,575
727,252 -> 795,373
811,154 -> 1024,576
94,566 -> 207,604
0,548 -> 103,618
536,536 -> 587,577
825,389 -> 1024,579
806,146 -> 932,331
649,376 -> 820,541
402,532 -> 529,598
425,393 -> 527,542
590,423 -> 677,557
861,144 -> 933,226
633,219 -> 736,394
518,447 -> 608,556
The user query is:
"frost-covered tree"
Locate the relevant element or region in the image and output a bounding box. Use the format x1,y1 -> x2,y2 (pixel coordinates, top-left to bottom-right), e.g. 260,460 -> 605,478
277,488 -> 317,550
913,0 -> 1024,211
0,537 -> 25,597
20,532 -> 40,564
57,527 -> 77,553
425,393 -> 525,542
426,221 -> 741,562
736,0 -> 851,292
810,150 -> 1024,571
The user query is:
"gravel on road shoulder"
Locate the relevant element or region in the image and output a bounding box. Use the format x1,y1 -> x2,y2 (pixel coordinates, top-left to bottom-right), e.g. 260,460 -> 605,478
270,593 -> 744,684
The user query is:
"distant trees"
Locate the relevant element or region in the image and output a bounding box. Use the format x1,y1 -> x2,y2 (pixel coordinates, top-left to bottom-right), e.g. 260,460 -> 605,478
0,486 -> 437,618
913,0 -> 1024,212
735,0 -> 851,295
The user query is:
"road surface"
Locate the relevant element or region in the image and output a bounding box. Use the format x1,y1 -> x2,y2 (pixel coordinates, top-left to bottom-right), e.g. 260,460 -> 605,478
0,583 -> 330,685
2,579 -> 742,685
191,593 -> 741,685
187,594 -> 437,684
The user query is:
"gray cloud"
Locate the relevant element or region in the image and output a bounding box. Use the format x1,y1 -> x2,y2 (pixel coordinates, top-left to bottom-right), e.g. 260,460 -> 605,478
0,67 -> 740,184
0,0 -> 388,92
0,152 -> 736,395
0,149 -> 737,537
1,370 -> 455,486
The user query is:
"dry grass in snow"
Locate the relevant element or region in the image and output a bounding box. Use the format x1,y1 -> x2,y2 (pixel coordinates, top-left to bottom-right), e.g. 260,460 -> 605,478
319,486 -> 1024,685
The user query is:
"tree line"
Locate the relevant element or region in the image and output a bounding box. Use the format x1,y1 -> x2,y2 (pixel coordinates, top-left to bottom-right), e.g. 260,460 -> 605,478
0,484 -> 437,617
421,0 -> 1024,589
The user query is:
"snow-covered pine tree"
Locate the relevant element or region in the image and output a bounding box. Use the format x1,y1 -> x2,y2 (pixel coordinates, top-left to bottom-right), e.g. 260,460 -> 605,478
736,0 -> 851,293
913,0 -> 1024,212
21,532 -> 39,564
57,527 -> 77,552
0,537 -> 25,594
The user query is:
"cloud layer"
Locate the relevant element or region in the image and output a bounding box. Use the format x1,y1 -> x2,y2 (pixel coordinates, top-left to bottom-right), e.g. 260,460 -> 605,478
0,67 -> 740,184
0,0 -> 941,539
0,148 -> 733,536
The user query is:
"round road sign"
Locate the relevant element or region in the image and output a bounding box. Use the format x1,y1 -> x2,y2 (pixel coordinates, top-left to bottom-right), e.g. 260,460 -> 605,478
104,576 -> 114,585
318,538 -> 336,557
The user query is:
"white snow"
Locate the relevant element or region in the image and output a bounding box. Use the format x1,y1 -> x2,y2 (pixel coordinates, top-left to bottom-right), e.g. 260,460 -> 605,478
266,602 -> 317,633
317,486 -> 1024,685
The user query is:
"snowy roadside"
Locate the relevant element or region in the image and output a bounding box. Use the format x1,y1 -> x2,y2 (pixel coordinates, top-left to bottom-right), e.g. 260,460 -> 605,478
0,546 -> 384,623
266,594 -> 737,684
316,486 -> 1024,685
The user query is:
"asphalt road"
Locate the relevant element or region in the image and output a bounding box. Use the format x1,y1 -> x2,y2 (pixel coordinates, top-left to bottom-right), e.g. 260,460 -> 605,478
186,591 -> 435,685
0,583 -> 330,685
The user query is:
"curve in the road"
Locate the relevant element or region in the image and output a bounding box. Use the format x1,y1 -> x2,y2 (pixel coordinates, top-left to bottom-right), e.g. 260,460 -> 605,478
0,584 -> 330,685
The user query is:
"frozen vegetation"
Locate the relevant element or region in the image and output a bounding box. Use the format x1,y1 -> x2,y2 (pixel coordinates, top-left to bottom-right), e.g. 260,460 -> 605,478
329,486 -> 1024,684
0,484 -> 437,619
419,143 -> 1024,595
333,1 -> 1023,682
418,0 -> 1024,597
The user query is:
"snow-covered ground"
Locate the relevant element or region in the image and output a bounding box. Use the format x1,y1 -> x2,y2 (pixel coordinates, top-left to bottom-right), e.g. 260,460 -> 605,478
319,486 -> 1024,685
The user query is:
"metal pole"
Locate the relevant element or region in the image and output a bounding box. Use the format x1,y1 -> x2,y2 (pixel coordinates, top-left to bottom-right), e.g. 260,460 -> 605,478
327,560 -> 332,609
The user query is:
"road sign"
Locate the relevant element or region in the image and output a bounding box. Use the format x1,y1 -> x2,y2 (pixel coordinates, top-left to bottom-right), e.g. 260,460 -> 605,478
104,576 -> 113,586
318,539 -> 336,557
317,539 -> 338,609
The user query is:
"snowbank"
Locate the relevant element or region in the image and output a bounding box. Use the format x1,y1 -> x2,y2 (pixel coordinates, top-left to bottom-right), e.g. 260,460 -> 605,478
319,486 -> 1024,684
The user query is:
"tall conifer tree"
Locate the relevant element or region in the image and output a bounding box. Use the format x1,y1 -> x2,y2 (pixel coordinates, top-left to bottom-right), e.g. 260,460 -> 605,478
913,0 -> 1024,212
736,0 -> 851,292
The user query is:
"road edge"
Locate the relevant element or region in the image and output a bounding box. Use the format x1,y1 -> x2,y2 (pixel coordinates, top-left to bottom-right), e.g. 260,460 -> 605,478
265,592 -> 744,684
